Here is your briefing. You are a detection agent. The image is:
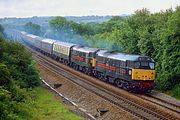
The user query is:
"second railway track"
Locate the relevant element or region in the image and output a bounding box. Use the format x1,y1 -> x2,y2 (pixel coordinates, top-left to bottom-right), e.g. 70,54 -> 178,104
137,93 -> 180,114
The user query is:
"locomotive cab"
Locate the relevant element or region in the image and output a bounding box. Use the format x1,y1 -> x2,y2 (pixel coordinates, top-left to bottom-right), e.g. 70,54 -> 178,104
127,57 -> 156,91
129,58 -> 156,81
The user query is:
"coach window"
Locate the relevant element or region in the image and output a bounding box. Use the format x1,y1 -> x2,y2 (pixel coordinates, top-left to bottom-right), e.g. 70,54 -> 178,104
72,50 -> 75,55
116,60 -> 119,67
100,57 -> 103,62
113,60 -> 116,66
74,50 -> 78,55
109,59 -> 112,66
76,51 -> 79,56
83,53 -> 86,58
79,52 -> 83,57
102,57 -> 106,63
120,61 -> 124,67
111,60 -> 114,66
123,61 -> 126,67
106,58 -> 110,65
97,56 -> 100,61
127,61 -> 129,67
101,57 -> 104,62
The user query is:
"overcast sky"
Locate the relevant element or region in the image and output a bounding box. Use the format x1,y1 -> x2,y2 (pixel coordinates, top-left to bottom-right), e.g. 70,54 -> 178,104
0,0 -> 179,18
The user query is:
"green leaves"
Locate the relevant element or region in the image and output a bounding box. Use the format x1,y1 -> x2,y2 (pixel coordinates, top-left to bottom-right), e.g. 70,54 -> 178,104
0,24 -> 4,34
0,63 -> 11,86
49,16 -> 71,32
0,37 -> 41,119
24,22 -> 41,35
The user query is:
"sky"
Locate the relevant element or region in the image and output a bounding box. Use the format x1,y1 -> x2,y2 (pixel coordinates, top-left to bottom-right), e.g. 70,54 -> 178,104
0,0 -> 179,18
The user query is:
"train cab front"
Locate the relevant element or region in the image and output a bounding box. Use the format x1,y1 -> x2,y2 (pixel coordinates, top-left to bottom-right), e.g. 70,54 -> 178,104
130,58 -> 156,92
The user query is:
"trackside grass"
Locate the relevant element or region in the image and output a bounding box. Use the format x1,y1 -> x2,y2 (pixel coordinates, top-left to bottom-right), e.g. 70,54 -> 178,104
20,87 -> 83,120
166,85 -> 180,100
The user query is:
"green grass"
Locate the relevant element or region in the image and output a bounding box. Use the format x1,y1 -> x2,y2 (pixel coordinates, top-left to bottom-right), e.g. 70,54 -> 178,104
20,87 -> 83,120
166,85 -> 180,100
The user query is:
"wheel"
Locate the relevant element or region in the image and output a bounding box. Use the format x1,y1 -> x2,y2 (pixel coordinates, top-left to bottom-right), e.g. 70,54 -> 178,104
122,82 -> 130,90
115,79 -> 123,88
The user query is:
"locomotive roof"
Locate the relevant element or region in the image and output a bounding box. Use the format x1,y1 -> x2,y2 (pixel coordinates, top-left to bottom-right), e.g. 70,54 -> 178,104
96,50 -> 110,57
73,46 -> 99,53
97,50 -> 149,61
54,41 -> 76,48
108,53 -> 144,61
35,36 -> 44,41
21,31 -> 27,35
42,38 -> 56,44
26,34 -> 38,39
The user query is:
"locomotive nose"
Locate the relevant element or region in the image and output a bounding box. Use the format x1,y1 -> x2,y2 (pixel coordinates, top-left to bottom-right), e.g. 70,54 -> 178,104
132,69 -> 155,81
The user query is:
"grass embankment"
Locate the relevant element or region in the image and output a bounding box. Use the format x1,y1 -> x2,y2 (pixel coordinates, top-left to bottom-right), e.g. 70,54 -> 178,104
22,87 -> 83,120
166,85 -> 180,100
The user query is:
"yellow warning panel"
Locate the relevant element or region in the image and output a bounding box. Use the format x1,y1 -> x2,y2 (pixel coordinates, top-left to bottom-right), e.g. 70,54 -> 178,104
132,69 -> 155,81
92,58 -> 96,67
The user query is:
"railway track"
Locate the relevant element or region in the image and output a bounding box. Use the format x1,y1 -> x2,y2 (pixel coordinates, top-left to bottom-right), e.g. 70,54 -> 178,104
138,93 -> 180,114
32,50 -> 179,120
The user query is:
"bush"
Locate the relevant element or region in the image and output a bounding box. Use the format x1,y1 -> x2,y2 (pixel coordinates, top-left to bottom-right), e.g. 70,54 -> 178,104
0,36 -> 41,119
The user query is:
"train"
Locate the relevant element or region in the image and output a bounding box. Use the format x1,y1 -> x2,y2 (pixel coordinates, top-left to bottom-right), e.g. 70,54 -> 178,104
21,31 -> 156,93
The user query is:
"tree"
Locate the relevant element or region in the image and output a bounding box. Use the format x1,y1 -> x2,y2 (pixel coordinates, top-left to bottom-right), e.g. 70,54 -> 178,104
0,24 -> 5,39
0,63 -> 11,86
49,16 -> 71,32
24,22 -> 41,35
156,6 -> 180,91
0,24 -> 4,33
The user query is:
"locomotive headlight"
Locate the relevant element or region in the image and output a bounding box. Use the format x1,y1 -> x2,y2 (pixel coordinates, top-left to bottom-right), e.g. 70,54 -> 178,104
129,70 -> 132,75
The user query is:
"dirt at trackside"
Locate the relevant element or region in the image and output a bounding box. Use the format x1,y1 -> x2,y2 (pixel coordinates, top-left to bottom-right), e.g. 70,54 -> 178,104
37,63 -> 139,120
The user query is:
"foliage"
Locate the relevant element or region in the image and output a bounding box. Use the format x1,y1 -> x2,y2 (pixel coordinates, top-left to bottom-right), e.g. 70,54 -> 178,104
167,85 -> 180,99
0,87 -> 18,119
49,16 -> 71,32
1,41 -> 40,88
0,63 -> 11,86
0,24 -> 5,39
0,24 -> 4,33
24,22 -> 41,35
0,31 -> 41,119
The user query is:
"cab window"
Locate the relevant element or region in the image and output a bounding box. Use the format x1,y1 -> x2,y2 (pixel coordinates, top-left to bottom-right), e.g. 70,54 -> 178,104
149,62 -> 155,69
134,62 -> 140,68
141,62 -> 148,67
89,53 -> 93,57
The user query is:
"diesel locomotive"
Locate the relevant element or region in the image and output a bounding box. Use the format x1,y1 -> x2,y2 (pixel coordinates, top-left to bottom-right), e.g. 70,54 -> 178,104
21,31 -> 156,92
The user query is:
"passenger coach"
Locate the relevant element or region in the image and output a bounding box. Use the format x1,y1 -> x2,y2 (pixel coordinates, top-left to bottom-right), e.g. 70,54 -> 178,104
52,41 -> 75,64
